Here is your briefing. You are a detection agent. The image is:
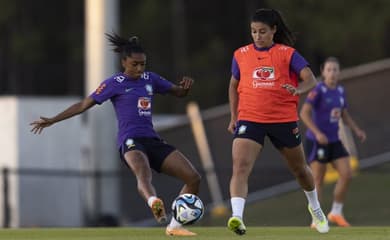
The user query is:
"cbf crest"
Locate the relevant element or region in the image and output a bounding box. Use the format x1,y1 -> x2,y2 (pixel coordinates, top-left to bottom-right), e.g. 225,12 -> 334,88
145,84 -> 153,95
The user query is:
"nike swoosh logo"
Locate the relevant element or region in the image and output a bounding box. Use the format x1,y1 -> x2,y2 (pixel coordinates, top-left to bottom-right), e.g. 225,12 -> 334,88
125,88 -> 133,92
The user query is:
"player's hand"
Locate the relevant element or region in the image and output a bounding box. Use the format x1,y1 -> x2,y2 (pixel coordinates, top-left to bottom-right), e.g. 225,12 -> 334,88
30,117 -> 54,134
179,76 -> 194,90
315,132 -> 328,145
227,119 -> 237,134
355,128 -> 367,143
282,84 -> 300,96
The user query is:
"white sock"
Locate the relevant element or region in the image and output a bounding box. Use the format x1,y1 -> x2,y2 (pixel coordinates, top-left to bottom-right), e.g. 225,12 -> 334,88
147,196 -> 158,208
304,189 -> 320,210
168,217 -> 182,228
330,201 -> 343,215
231,197 -> 245,219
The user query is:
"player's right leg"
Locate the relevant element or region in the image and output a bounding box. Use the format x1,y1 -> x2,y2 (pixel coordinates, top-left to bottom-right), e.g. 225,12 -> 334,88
328,156 -> 352,227
228,137 -> 263,235
122,149 -> 167,223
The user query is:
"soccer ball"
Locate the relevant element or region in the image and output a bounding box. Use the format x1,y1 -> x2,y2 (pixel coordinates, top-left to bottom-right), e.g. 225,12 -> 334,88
171,193 -> 204,225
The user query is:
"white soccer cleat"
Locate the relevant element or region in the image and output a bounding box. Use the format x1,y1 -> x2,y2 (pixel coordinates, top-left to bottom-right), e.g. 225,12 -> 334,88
308,205 -> 329,233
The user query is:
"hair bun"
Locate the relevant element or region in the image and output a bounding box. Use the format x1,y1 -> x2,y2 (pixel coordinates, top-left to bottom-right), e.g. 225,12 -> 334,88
128,36 -> 139,44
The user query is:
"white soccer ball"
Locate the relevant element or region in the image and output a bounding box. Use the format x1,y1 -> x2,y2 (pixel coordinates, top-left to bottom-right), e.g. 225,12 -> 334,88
171,193 -> 204,225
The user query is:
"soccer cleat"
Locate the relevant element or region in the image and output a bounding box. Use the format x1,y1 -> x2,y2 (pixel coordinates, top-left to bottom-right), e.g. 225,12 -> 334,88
328,213 -> 351,227
308,205 -> 329,233
227,216 -> 246,235
151,198 -> 167,223
166,227 -> 197,236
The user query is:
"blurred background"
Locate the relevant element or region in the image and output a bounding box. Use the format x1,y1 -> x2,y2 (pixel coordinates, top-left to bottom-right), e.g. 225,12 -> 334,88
0,0 -> 389,228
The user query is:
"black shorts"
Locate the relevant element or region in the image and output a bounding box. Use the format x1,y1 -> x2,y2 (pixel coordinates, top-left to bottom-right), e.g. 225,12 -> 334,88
305,139 -> 349,164
234,120 -> 301,149
119,137 -> 176,172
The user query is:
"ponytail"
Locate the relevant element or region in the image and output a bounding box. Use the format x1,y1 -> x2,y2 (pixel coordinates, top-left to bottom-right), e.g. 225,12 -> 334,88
251,8 -> 295,46
105,33 -> 145,59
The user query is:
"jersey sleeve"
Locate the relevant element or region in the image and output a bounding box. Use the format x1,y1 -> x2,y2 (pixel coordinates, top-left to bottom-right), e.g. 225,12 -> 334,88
150,72 -> 174,94
231,56 -> 240,80
290,51 -> 309,75
89,78 -> 116,104
305,84 -> 321,107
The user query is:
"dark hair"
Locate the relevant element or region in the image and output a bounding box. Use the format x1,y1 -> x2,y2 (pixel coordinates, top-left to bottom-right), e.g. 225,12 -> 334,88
105,33 -> 145,59
320,56 -> 340,72
251,8 -> 295,46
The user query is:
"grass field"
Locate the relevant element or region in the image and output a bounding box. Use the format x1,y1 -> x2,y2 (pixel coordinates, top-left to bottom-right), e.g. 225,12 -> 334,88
0,227 -> 389,240
0,162 -> 388,239
202,161 -> 390,227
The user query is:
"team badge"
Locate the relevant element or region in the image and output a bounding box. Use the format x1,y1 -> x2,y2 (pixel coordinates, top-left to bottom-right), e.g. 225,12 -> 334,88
238,125 -> 247,135
292,127 -> 300,139
145,84 -> 153,95
126,139 -> 135,149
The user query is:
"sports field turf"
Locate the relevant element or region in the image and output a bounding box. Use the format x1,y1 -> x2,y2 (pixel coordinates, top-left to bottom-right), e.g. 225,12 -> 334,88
0,227 -> 389,240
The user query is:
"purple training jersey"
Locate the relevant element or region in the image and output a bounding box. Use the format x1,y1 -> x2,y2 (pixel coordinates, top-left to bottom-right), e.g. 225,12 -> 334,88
90,71 -> 173,147
231,43 -> 309,80
305,82 -> 348,142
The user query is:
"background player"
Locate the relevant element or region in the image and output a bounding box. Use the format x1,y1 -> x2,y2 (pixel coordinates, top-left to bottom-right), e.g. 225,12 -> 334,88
300,56 -> 366,227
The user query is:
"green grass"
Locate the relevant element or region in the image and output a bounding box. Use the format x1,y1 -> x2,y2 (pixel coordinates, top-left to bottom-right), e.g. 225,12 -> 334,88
0,227 -> 389,240
0,163 -> 388,240
203,162 -> 390,227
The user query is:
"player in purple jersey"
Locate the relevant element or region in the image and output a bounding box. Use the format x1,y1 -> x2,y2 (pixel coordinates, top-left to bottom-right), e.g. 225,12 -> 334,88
30,33 -> 200,236
300,57 -> 366,227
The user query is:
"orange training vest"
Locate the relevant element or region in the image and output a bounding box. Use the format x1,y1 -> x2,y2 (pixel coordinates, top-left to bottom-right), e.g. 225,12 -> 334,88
234,43 -> 299,123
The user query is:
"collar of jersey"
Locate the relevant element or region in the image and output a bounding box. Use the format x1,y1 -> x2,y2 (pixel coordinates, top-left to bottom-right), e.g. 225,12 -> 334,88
253,43 -> 275,52
121,72 -> 142,81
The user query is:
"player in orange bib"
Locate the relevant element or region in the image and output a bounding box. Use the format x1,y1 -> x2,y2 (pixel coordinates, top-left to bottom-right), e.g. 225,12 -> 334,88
227,8 -> 329,235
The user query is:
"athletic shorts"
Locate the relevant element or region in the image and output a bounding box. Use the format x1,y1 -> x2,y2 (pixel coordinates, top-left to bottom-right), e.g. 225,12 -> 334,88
119,137 -> 176,172
234,120 -> 301,149
305,139 -> 349,164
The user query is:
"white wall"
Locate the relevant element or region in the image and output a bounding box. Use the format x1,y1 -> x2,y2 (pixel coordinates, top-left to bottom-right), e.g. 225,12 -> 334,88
0,96 -> 91,227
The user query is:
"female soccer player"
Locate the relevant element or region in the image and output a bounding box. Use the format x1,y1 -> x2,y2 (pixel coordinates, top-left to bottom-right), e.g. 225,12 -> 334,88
30,33 -> 200,236
227,8 -> 329,234
300,57 -> 366,227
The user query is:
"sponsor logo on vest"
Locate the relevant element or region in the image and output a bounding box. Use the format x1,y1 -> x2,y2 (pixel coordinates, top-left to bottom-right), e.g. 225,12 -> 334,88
252,67 -> 275,88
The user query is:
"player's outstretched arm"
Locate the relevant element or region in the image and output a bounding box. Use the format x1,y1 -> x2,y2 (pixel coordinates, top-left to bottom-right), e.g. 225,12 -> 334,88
170,76 -> 194,97
30,96 -> 96,134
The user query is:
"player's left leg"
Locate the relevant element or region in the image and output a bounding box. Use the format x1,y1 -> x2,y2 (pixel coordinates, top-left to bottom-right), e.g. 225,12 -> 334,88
279,145 -> 329,233
160,150 -> 201,194
160,150 -> 201,236
328,156 -> 352,227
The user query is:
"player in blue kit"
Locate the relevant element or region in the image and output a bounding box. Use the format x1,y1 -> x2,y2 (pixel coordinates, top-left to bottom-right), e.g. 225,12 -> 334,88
300,57 -> 366,227
30,33 -> 200,236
